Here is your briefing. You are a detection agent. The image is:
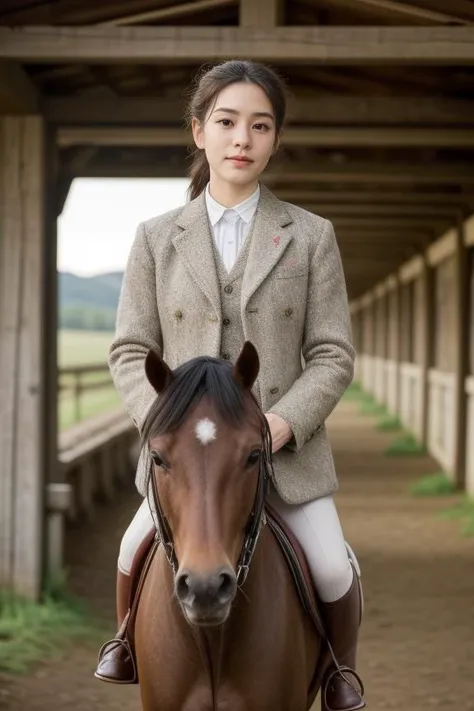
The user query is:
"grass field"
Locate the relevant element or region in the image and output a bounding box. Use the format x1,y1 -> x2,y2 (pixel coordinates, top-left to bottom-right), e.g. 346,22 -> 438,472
58,330 -> 121,430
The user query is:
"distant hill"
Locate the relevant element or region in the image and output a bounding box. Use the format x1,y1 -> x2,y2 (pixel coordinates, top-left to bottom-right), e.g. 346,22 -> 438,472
58,271 -> 124,331
59,271 -> 124,310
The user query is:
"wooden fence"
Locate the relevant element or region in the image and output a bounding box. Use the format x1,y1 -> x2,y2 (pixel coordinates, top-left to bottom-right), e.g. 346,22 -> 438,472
58,363 -> 114,424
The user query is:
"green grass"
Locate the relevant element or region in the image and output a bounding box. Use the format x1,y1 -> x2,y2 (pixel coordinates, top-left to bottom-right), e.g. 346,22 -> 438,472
409,471 -> 456,497
376,414 -> 403,432
359,400 -> 387,417
0,571 -> 106,674
58,330 -> 120,429
384,432 -> 427,456
58,329 -> 115,367
437,496 -> 474,537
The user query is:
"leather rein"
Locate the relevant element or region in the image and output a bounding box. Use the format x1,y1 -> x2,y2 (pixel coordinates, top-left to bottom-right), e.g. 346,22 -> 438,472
148,453 -> 270,587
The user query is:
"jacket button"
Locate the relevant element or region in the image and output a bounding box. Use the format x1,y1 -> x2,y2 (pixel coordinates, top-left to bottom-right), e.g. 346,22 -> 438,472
223,318 -> 230,326
285,308 -> 293,317
222,353 -> 230,360
174,309 -> 183,320
224,285 -> 233,294
270,386 -> 279,395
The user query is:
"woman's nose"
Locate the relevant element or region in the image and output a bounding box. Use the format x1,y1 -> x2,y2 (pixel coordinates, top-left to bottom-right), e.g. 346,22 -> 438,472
233,129 -> 251,147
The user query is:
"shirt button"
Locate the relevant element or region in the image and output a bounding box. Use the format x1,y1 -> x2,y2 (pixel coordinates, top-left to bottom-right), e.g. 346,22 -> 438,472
223,318 -> 230,326
222,353 -> 230,360
224,285 -> 233,294
285,308 -> 293,317
270,387 -> 279,395
174,309 -> 183,320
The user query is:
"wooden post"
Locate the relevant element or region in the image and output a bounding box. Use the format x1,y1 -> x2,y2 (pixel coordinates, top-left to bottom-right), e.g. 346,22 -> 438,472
74,369 -> 82,423
0,116 -> 47,599
386,275 -> 401,416
419,259 -> 434,446
453,221 -> 469,489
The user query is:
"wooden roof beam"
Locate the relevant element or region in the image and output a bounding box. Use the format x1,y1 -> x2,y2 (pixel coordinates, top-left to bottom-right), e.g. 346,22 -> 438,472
330,216 -> 453,230
0,61 -> 39,114
43,95 -> 474,126
56,125 -> 474,149
74,159 -> 474,185
264,162 -> 474,185
1,26 -> 474,64
311,0 -> 472,25
275,190 -> 470,206
302,204 -> 463,218
240,0 -> 283,27
98,0 -> 236,26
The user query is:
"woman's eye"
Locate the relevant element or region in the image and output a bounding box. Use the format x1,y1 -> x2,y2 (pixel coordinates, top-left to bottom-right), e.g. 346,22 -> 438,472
254,123 -> 269,132
218,119 -> 232,127
247,450 -> 262,467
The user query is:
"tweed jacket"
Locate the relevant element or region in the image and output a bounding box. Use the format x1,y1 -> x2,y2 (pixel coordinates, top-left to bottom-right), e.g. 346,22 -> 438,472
108,184 -> 355,505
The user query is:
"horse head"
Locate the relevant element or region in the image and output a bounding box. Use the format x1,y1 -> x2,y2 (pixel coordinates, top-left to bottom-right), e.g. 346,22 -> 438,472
141,341 -> 272,627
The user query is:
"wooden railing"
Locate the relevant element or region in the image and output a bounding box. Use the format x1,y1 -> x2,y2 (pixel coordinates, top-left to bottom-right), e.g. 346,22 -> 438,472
427,368 -> 456,473
46,407 -> 140,575
58,363 -> 114,424
399,362 -> 423,438
465,376 -> 474,494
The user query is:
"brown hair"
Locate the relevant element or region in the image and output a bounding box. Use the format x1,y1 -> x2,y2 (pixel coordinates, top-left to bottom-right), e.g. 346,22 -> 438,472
185,60 -> 287,201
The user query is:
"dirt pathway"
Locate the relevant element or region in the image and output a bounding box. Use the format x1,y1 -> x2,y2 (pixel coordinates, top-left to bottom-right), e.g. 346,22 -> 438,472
1,400 -> 473,710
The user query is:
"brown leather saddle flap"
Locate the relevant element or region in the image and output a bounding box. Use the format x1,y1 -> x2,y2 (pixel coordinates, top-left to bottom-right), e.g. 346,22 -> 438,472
265,502 -> 326,638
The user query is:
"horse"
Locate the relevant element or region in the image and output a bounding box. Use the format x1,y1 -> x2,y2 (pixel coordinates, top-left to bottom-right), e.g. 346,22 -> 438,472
133,341 -> 331,711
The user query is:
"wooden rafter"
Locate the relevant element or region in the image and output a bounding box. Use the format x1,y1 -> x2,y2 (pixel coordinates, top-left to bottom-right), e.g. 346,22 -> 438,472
98,0 -> 236,26
1,26 -> 473,63
275,191 -> 470,206
240,0 -> 283,27
314,0 -> 472,25
43,95 -> 474,126
56,124 -> 474,149
75,158 -> 474,185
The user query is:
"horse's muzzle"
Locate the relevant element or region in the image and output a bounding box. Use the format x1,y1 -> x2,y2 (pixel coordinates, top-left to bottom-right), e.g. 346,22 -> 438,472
175,566 -> 237,626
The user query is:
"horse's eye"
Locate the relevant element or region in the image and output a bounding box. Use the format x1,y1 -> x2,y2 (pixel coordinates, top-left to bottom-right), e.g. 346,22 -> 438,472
247,449 -> 262,467
151,451 -> 165,469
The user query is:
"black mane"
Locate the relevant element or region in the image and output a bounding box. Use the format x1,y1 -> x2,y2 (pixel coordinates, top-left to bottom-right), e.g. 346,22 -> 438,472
141,355 -> 264,444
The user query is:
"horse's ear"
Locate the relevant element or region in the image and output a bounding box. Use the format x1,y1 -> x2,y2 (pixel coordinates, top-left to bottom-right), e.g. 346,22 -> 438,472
145,349 -> 174,393
233,341 -> 259,390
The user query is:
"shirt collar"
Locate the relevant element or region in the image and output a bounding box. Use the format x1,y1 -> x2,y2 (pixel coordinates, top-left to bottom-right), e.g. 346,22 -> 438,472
205,183 -> 260,227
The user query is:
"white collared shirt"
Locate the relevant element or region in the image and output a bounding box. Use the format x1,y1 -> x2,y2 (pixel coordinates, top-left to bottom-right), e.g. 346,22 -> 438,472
205,183 -> 260,273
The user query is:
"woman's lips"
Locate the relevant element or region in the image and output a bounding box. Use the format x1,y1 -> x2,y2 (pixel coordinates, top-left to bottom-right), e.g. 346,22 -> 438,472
226,156 -> 253,167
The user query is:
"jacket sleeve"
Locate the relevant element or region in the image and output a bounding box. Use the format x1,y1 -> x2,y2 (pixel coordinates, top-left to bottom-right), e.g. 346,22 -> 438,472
268,218 -> 355,451
108,221 -> 162,433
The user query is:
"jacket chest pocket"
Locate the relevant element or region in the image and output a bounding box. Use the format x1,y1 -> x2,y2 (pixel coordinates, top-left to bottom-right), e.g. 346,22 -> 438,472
274,264 -> 306,279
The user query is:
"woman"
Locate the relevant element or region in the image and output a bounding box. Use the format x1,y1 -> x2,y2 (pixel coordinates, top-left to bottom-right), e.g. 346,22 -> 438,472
95,60 -> 365,710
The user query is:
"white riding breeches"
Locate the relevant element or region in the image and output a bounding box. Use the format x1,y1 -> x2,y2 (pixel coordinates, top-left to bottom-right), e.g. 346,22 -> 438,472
118,485 -> 355,603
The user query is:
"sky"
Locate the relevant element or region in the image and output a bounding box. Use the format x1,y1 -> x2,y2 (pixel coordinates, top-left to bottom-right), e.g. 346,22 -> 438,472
57,178 -> 190,276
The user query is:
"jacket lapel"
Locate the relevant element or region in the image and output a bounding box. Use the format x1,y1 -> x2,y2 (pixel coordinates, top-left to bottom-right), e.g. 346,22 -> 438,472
173,192 -> 222,318
241,184 -> 294,311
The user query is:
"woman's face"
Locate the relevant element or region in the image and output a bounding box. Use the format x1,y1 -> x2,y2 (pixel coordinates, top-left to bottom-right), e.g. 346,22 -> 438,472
192,81 -> 278,190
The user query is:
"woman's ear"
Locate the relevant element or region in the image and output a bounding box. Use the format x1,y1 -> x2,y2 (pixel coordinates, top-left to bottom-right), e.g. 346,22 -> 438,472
191,117 -> 205,150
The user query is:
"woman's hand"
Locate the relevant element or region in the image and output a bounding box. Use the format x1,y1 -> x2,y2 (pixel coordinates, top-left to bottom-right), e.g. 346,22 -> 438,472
265,413 -> 293,454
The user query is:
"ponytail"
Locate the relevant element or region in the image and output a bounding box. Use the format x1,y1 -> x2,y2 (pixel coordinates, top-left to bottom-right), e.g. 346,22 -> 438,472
188,149 -> 210,202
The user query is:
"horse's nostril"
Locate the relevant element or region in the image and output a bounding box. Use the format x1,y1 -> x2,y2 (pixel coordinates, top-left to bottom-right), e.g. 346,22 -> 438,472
175,571 -> 191,601
218,570 -> 236,604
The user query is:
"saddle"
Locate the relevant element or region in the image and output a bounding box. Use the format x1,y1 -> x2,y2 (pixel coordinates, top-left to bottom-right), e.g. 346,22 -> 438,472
122,505 -> 325,675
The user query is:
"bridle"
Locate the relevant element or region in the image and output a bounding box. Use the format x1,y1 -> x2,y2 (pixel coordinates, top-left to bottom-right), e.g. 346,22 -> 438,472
148,446 -> 270,587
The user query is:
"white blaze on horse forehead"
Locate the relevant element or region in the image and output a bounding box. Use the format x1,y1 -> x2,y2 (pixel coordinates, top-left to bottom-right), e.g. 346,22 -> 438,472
195,417 -> 217,446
